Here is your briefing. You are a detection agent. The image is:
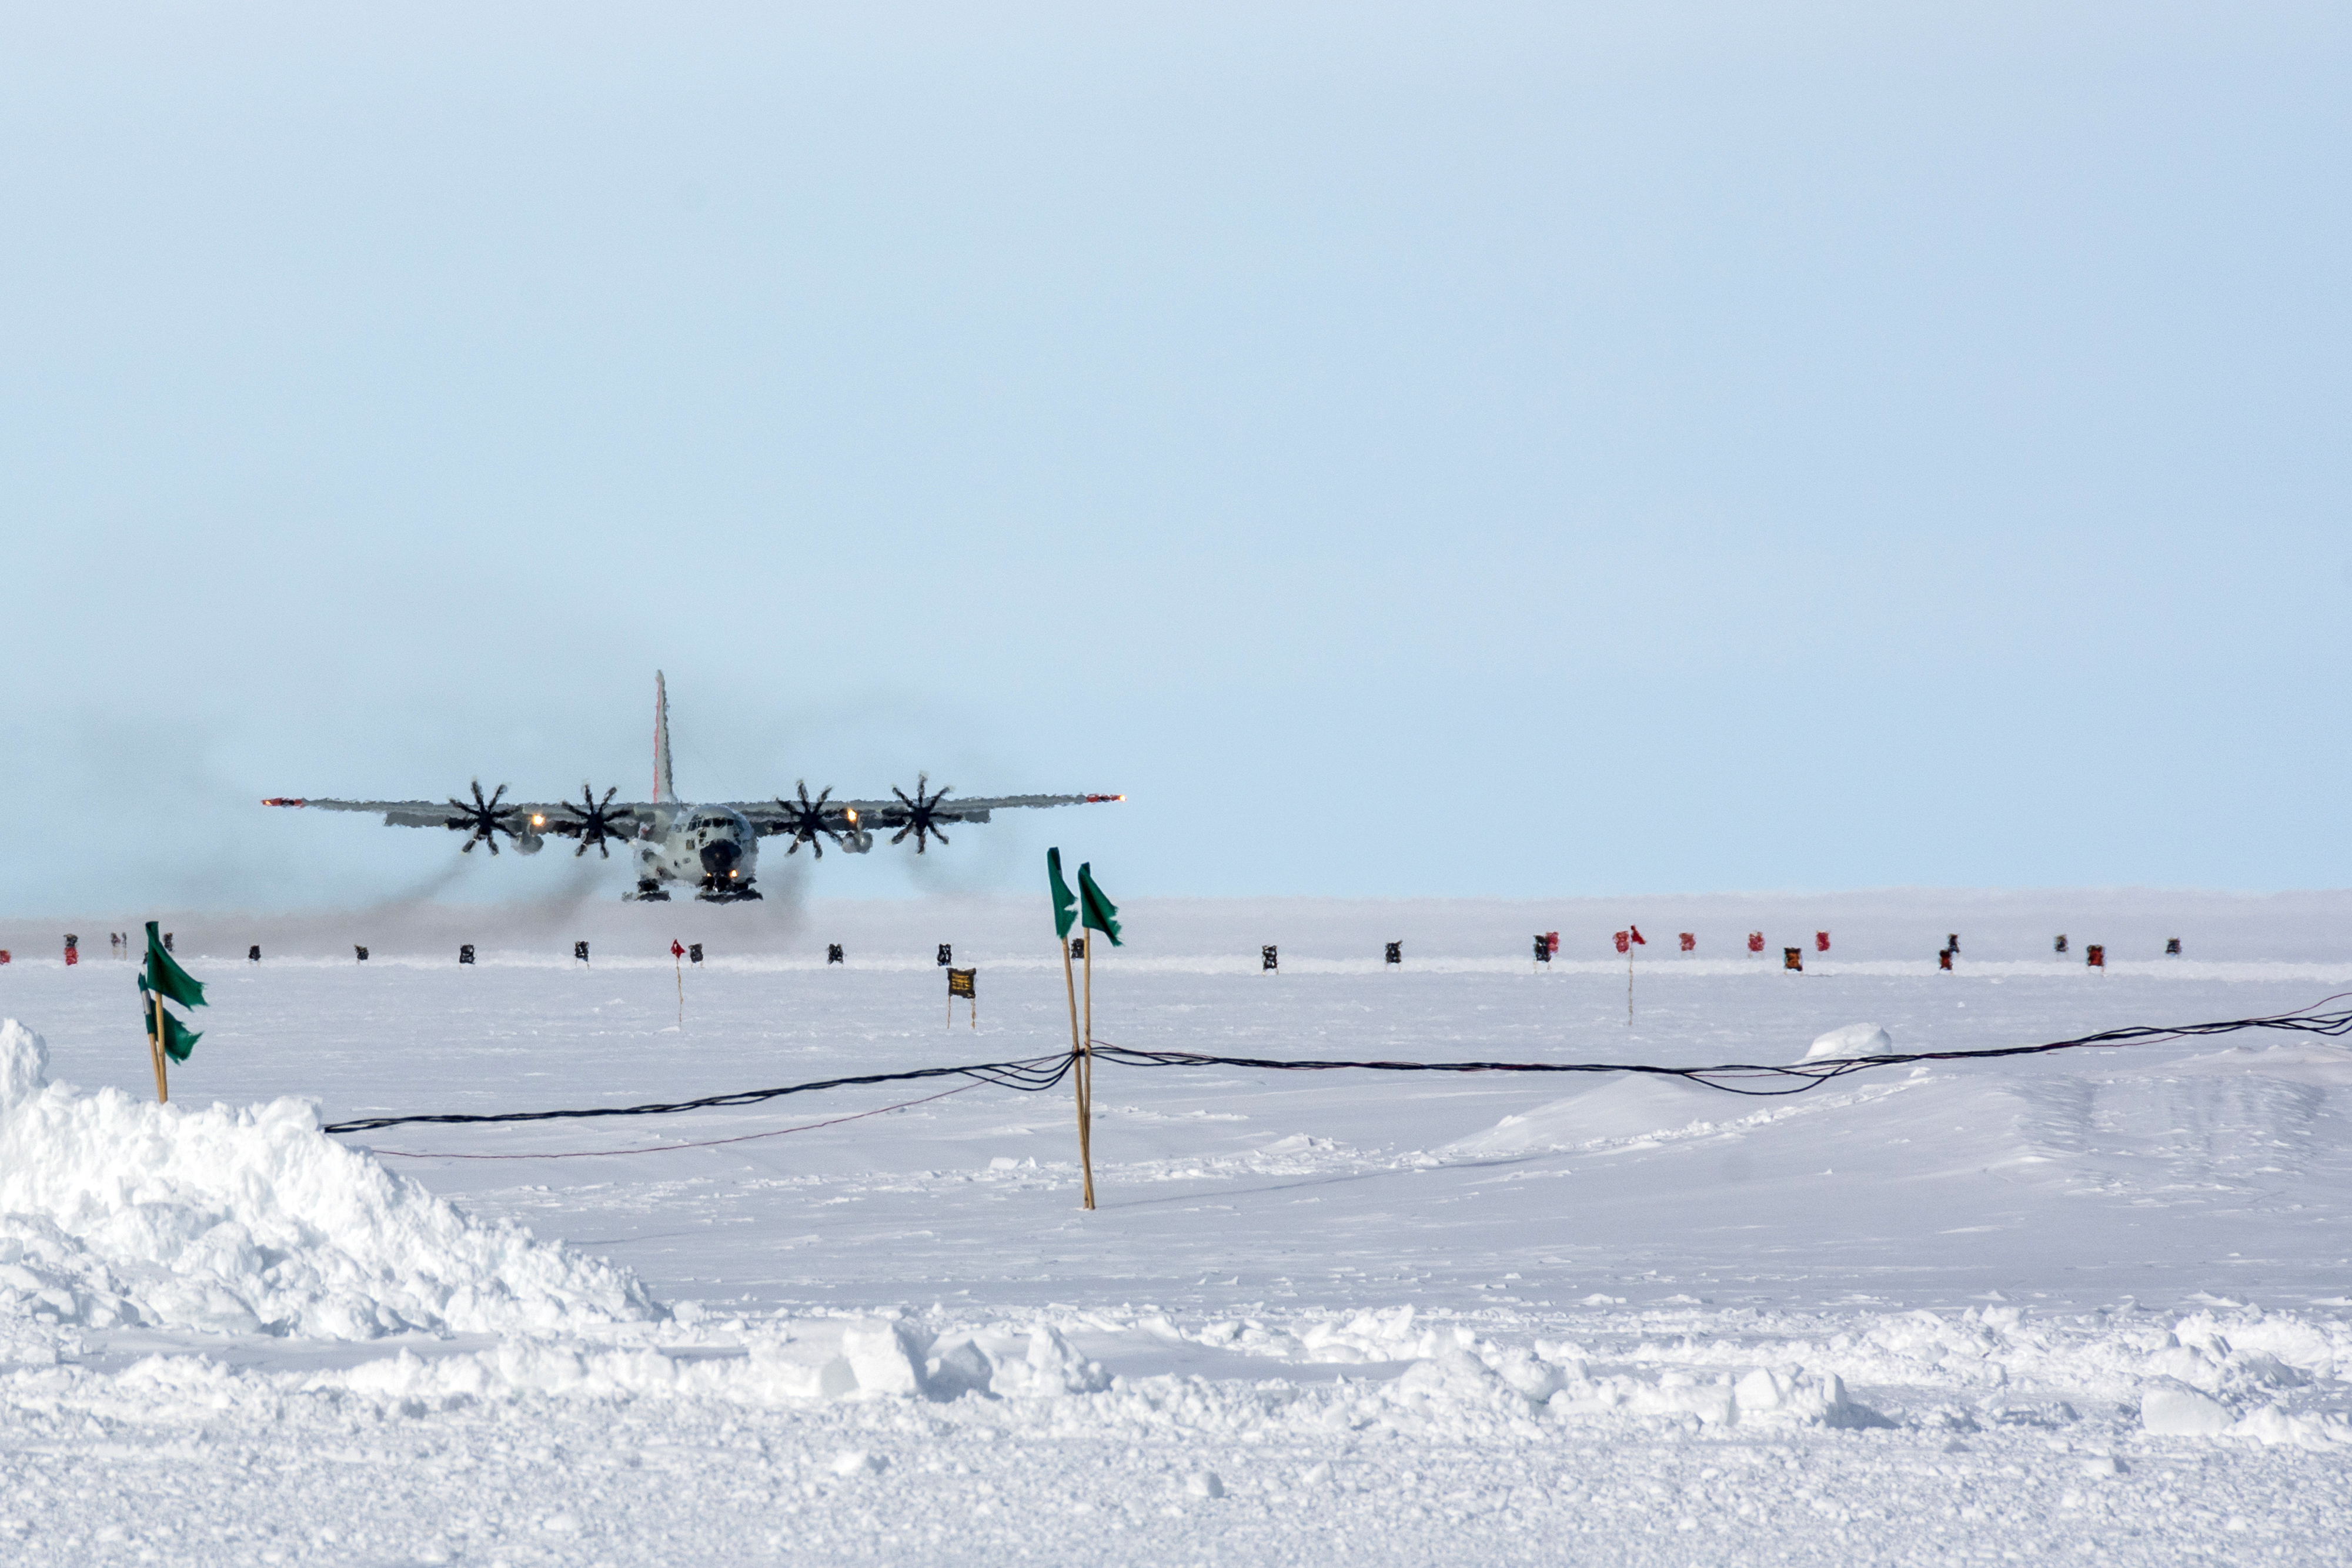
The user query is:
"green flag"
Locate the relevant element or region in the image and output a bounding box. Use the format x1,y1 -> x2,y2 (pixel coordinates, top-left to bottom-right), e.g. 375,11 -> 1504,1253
143,921 -> 206,1010
138,977 -> 203,1062
1076,862 -> 1121,947
1046,848 -> 1078,940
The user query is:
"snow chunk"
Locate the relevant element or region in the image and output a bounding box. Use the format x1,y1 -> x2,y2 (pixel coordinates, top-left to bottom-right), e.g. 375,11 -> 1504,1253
0,1016 -> 657,1339
2141,1385 -> 2232,1436
985,1324 -> 1110,1396
0,1020 -> 47,1109
1805,1023 -> 1892,1062
2227,1405 -> 2352,1447
838,1318 -> 927,1397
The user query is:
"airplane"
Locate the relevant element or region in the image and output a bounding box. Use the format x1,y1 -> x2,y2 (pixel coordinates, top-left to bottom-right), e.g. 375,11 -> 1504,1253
263,673 -> 1122,902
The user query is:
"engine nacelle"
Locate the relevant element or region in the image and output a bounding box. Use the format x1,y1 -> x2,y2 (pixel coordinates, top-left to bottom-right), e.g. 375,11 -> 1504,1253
841,830 -> 874,854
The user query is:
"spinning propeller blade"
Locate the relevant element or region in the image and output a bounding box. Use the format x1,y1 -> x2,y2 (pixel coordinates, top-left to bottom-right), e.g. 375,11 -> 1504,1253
888,773 -> 954,853
559,784 -> 632,859
445,780 -> 516,855
776,780 -> 841,859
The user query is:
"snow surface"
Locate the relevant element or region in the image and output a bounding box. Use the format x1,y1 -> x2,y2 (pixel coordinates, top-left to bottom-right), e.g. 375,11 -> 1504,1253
2,889 -> 2350,1564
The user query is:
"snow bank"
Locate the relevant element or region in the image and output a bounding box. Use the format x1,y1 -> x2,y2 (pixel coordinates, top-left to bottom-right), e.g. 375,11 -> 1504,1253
2157,1041 -> 2352,1085
1445,1076 -> 1729,1155
302,1316 -> 1109,1407
0,1018 -> 657,1339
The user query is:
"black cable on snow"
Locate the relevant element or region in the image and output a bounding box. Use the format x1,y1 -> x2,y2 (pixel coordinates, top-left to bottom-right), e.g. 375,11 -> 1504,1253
1090,998 -> 2352,1098
319,998 -> 2352,1133
320,1052 -> 1075,1134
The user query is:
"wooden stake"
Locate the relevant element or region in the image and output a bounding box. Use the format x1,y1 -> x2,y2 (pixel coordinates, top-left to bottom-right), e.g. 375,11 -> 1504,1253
149,986 -> 169,1105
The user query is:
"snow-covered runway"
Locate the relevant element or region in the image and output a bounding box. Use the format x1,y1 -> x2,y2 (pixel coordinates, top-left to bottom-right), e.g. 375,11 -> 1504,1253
2,891 -> 2347,1563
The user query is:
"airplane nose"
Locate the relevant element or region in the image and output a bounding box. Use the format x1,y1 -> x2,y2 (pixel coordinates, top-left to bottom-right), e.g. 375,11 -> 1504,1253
699,838 -> 740,877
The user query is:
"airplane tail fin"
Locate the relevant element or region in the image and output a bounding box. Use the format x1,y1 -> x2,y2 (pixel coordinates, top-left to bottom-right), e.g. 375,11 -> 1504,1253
653,671 -> 677,803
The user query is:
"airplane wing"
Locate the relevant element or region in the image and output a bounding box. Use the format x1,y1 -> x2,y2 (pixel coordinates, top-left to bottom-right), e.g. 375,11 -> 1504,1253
727,790 -> 1122,839
262,794 -> 655,842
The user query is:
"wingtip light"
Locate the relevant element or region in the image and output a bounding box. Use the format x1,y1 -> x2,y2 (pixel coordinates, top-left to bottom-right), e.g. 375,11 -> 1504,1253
261,798 -> 306,808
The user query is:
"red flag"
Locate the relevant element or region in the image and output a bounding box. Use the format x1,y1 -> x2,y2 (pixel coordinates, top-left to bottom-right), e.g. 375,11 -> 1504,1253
1545,931 -> 1560,955
1747,932 -> 1764,954
670,941 -> 685,959
1815,931 -> 1830,953
1679,932 -> 1695,952
1628,925 -> 1646,946
1612,930 -> 1629,954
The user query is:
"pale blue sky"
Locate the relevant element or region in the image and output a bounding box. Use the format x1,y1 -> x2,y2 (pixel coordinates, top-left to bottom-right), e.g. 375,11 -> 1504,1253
1,2 -> 2345,912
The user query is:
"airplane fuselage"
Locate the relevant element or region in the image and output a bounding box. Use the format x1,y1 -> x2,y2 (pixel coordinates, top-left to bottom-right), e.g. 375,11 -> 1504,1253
631,803 -> 763,901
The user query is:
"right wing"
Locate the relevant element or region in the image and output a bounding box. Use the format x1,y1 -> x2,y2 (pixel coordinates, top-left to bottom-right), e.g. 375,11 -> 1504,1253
262,795 -> 657,838
264,797 -> 479,828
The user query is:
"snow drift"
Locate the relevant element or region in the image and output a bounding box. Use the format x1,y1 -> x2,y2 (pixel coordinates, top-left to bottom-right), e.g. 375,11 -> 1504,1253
0,1018 -> 657,1339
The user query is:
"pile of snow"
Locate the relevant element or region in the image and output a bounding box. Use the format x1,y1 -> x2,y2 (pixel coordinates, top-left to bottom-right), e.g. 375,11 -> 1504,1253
1445,1076 -> 1728,1155
0,1018 -> 657,1339
1805,1021 -> 1892,1061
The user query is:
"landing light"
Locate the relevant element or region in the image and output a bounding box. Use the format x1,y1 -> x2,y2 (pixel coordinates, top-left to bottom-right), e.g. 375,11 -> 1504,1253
530,814 -> 545,826
846,808 -> 858,824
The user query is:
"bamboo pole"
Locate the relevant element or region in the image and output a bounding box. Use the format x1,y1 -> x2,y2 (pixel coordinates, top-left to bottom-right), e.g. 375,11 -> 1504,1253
1060,935 -> 1087,1206
149,986 -> 169,1105
1079,932 -> 1096,1211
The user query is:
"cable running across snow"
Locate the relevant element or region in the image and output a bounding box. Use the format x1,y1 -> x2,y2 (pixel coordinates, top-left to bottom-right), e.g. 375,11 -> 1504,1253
319,998 -> 2352,1134
1092,997 -> 2352,1098
320,1052 -> 1075,1134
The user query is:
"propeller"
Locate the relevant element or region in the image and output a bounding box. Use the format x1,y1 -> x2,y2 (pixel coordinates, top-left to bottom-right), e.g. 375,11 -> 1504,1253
776,780 -> 842,858
557,784 -> 634,859
890,773 -> 954,854
445,780 -> 518,855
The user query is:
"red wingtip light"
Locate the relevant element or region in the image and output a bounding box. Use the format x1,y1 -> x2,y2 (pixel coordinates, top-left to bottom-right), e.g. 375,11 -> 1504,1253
1085,793 -> 1125,803
261,797 -> 306,808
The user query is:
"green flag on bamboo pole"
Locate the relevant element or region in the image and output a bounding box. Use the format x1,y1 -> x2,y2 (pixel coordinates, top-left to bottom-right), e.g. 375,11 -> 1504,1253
143,921 -> 206,1009
138,977 -> 204,1061
1046,848 -> 1078,940
1076,862 -> 1121,947
140,920 -> 205,1061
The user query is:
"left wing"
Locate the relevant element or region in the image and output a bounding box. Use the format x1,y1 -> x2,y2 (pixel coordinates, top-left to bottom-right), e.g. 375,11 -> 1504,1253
726,784 -> 1122,850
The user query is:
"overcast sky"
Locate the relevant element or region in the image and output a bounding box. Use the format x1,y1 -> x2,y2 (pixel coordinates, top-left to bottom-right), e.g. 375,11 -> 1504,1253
1,2 -> 2344,913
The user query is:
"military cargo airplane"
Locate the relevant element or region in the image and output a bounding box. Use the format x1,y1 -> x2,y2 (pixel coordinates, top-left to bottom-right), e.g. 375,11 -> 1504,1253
263,674 -> 1121,902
